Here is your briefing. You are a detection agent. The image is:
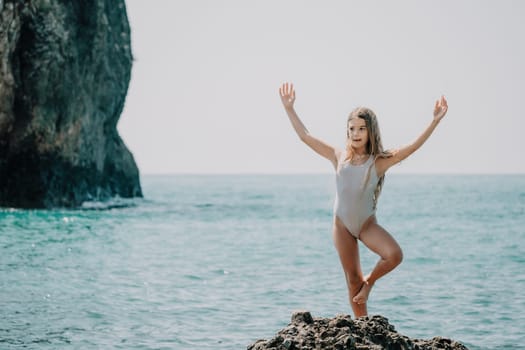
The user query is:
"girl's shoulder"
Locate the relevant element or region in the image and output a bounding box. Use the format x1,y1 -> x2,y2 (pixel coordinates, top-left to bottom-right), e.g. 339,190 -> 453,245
373,150 -> 397,177
335,148 -> 345,162
332,148 -> 345,170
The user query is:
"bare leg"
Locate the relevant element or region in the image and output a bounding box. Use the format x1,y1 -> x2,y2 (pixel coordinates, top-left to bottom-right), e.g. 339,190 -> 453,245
352,217 -> 403,305
333,216 -> 368,317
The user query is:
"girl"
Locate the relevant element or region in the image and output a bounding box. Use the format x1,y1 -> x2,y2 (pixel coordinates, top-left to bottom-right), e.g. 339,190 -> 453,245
278,82 -> 448,318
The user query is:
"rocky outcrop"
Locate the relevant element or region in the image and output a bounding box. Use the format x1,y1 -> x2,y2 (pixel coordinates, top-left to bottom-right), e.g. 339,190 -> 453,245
248,311 -> 468,350
0,0 -> 141,208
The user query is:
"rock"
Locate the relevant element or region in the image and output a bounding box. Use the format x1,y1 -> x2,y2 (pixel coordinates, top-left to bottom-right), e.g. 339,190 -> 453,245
0,0 -> 141,208
247,312 -> 469,350
291,311 -> 314,325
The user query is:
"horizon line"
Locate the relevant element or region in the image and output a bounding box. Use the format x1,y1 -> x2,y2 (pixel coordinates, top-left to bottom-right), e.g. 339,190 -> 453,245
139,171 -> 525,176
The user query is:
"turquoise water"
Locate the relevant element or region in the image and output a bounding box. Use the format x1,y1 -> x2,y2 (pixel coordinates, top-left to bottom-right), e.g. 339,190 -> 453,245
1,174 -> 524,349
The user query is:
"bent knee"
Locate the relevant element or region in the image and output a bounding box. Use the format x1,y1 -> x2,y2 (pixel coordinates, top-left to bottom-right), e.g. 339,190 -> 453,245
383,247 -> 403,266
389,248 -> 403,266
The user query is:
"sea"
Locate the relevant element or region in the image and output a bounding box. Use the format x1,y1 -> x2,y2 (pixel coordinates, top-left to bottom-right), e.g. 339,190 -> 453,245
1,174 -> 524,349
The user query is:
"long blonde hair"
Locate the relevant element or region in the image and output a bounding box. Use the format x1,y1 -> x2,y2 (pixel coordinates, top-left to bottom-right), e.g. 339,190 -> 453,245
345,107 -> 393,209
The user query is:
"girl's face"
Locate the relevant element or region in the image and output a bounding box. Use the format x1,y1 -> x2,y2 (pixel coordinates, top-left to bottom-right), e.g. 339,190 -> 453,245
348,117 -> 369,151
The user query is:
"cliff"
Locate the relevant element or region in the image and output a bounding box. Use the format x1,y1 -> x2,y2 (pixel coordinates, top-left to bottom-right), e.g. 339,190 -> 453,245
248,311 -> 468,350
0,0 -> 141,208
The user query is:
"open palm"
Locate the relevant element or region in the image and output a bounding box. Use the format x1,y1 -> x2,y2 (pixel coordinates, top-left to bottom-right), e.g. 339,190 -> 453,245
279,82 -> 296,109
433,96 -> 448,122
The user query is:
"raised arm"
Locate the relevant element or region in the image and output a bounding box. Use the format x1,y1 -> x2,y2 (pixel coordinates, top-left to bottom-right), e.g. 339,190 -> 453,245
376,96 -> 449,177
279,82 -> 339,168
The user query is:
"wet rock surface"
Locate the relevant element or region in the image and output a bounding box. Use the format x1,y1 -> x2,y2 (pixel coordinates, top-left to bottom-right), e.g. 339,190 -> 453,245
248,311 -> 468,350
0,0 -> 141,208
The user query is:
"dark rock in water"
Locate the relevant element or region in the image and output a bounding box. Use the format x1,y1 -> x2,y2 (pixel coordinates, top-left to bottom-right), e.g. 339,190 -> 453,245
248,311 -> 469,350
0,0 -> 141,208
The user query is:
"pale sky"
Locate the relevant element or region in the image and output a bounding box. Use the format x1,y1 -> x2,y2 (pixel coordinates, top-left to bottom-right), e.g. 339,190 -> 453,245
119,0 -> 525,174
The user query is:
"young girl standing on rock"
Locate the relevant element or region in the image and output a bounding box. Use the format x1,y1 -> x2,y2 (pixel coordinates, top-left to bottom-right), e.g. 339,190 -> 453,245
279,82 -> 448,317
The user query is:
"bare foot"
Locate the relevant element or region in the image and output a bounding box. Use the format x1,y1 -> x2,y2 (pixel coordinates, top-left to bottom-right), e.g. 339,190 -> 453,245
352,280 -> 374,305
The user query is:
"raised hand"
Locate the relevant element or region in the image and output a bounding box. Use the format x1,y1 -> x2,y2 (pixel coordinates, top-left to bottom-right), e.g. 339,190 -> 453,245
279,82 -> 296,109
433,95 -> 448,122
